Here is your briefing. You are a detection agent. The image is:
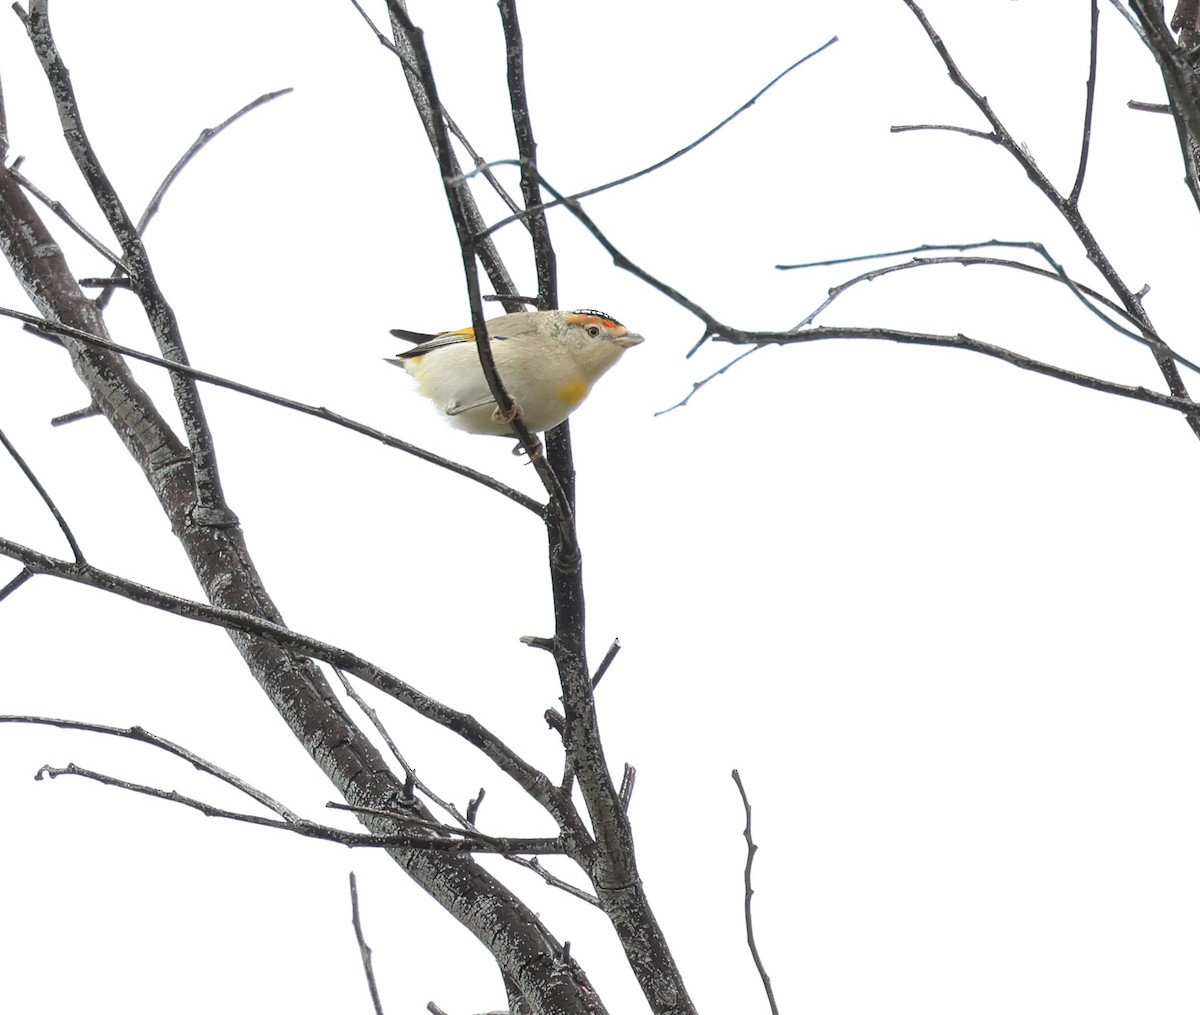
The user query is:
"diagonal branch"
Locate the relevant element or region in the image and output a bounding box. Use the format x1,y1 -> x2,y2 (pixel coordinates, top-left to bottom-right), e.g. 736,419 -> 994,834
0,120 -> 604,1015
94,87 -> 293,310
20,1 -> 235,522
0,715 -> 298,818
897,0 -> 1200,438
385,1 -> 578,549
478,38 -> 838,242
0,537 -> 589,843
0,305 -> 541,513
33,760 -> 566,853
0,426 -> 84,562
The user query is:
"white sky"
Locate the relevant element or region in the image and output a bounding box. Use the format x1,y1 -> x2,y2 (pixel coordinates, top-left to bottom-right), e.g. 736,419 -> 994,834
2,1 -> 1199,1013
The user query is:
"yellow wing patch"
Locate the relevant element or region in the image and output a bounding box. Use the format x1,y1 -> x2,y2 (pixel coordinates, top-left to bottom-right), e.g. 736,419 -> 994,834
556,380 -> 590,406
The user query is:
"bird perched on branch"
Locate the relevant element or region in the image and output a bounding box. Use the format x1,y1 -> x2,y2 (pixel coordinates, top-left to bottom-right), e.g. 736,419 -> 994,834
387,309 -> 644,435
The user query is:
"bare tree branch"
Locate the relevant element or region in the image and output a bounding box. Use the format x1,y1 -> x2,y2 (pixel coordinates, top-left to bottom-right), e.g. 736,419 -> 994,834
0,426 -> 84,562
95,87 -> 294,310
499,0 -> 556,309
732,771 -> 779,1015
22,1 -> 235,522
0,715 -> 299,817
8,161 -> 130,272
350,873 -> 387,1015
0,305 -> 541,513
33,759 -> 566,853
1069,0 -> 1102,205
0,158 -> 606,1015
386,1 -> 576,533
1130,0 -> 1200,212
780,243 -> 1198,371
897,0 -> 1200,439
478,38 -> 839,242
0,568 -> 33,602
590,639 -> 621,689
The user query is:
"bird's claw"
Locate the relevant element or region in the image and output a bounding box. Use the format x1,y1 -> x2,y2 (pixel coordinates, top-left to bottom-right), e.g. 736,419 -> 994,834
491,402 -> 523,426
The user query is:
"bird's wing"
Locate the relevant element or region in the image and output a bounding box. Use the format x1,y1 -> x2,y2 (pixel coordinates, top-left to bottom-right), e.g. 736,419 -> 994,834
388,327 -> 440,345
388,327 -> 512,360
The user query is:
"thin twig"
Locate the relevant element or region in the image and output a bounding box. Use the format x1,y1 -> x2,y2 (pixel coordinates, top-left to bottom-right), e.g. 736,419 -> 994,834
478,38 -> 838,241
546,185 -> 1200,414
782,244 -> 1199,371
345,0 -> 526,220
0,568 -> 32,602
350,873 -> 386,1015
656,348 -> 761,416
0,306 -> 541,513
385,1 -> 576,545
23,1 -> 234,520
325,801 -> 560,854
498,0 -> 556,308
336,653 -> 595,899
49,403 -> 101,427
890,122 -> 996,142
0,539 -> 583,835
1069,0 -> 1101,205
8,165 -> 131,272
618,764 -> 635,812
756,324 -> 1200,412
381,1 -> 522,310
590,638 -> 621,689
898,0 -> 1200,437
32,760 -> 563,852
330,664 -> 465,823
0,715 -> 300,818
92,87 -> 294,309
0,427 -> 84,562
732,771 -> 779,1015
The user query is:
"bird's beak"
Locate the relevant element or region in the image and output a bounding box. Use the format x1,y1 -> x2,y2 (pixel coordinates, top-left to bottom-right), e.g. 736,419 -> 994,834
614,332 -> 644,349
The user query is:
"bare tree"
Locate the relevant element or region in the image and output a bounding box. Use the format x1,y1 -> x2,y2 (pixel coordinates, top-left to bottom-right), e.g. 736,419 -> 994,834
3,1 -> 1200,1012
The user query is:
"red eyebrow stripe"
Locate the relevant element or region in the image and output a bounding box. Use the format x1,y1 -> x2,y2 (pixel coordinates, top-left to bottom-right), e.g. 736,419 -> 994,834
567,310 -> 623,328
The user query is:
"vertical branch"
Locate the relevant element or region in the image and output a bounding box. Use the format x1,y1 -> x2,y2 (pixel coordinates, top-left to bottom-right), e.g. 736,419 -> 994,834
1069,0 -> 1101,206
349,873 -> 386,1015
384,3 -> 698,1011
1133,0 -> 1200,211
384,0 -> 524,314
732,771 -> 779,1015
384,1 -> 577,544
498,0 -> 557,310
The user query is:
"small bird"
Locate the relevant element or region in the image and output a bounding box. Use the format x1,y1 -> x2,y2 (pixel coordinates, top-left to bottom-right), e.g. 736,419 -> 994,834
387,309 -> 644,435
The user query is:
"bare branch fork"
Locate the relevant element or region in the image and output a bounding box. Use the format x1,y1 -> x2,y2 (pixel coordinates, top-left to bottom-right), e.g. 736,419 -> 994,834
383,2 -> 696,1011
531,175 -> 1200,418
1,5 -> 609,1011
893,0 -> 1200,440
18,0 -> 235,523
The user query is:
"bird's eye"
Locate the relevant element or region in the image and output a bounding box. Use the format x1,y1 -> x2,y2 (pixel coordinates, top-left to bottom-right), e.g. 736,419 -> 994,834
586,325 -> 601,337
